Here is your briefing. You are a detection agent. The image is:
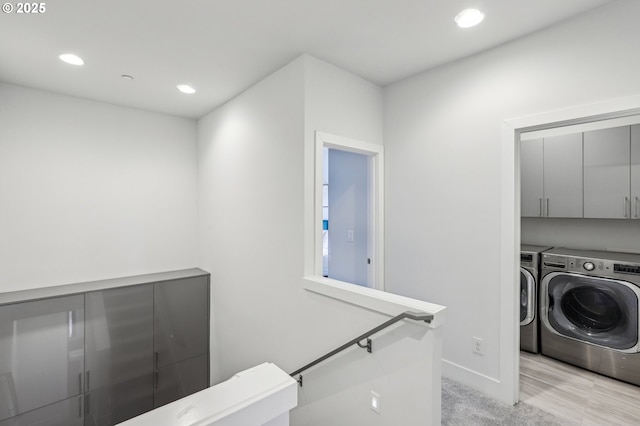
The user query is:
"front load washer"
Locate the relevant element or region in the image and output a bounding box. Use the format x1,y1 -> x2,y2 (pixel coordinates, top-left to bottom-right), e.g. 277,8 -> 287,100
520,245 -> 553,353
540,248 -> 640,385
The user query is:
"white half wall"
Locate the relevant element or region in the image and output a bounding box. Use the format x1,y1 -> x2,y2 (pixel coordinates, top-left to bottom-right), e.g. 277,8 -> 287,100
0,83 -> 199,291
383,0 -> 640,401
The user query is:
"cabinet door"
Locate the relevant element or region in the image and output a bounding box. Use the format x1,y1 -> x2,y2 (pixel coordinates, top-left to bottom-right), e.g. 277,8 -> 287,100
543,133 -> 583,218
632,125 -> 640,219
584,126 -> 630,218
85,285 -> 153,390
84,375 -> 153,426
0,295 -> 84,421
0,395 -> 83,426
154,276 -> 209,368
85,285 -> 154,426
520,138 -> 544,217
153,354 -> 208,408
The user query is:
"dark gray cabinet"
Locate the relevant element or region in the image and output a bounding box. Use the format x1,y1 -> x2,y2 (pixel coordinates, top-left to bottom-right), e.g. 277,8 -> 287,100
153,276 -> 209,407
84,285 -> 154,425
0,396 -> 84,426
0,270 -> 209,426
154,354 -> 208,408
0,295 -> 84,422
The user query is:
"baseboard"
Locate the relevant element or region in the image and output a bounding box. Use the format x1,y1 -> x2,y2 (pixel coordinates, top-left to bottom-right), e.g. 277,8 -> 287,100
442,358 -> 504,402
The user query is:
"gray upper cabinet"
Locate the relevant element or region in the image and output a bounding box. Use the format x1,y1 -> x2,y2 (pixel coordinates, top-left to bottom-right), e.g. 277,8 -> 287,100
0,295 -> 84,422
520,138 -> 544,217
154,276 -> 209,368
632,125 -> 640,219
584,126 -> 631,219
521,134 -> 583,218
543,133 -> 584,218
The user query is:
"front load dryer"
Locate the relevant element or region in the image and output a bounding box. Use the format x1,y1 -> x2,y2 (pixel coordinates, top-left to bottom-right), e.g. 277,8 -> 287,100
520,245 -> 553,353
540,248 -> 640,385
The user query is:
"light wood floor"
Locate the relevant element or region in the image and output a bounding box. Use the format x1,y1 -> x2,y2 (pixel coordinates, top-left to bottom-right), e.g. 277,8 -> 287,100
520,351 -> 640,425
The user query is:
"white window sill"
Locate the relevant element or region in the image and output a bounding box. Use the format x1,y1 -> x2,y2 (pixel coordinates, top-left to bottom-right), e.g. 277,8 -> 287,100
303,276 -> 446,328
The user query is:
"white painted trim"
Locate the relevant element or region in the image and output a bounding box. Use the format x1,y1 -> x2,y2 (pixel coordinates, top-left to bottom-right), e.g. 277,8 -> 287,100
303,276 -> 446,329
313,131 -> 385,291
500,92 -> 640,405
442,359 -> 502,400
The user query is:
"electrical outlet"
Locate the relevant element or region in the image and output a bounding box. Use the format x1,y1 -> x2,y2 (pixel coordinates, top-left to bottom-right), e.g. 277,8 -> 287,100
472,336 -> 484,355
371,391 -> 380,414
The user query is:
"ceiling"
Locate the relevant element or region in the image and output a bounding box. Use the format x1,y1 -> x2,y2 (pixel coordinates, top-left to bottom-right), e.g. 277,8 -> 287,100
0,0 -> 615,119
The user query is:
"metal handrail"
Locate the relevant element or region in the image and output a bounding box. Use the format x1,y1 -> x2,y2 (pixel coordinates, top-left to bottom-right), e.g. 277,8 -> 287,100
290,311 -> 434,386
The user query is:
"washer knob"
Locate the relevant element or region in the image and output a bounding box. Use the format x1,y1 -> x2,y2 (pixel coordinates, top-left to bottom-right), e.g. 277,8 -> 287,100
583,262 -> 595,271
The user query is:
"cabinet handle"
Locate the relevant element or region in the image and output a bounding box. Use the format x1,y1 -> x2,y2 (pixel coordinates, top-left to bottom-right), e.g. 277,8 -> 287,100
625,197 -> 629,218
546,198 -> 550,217
78,396 -> 82,418
539,198 -> 543,217
78,372 -> 82,394
154,371 -> 159,390
636,196 -> 639,219
86,370 -> 90,391
85,394 -> 90,416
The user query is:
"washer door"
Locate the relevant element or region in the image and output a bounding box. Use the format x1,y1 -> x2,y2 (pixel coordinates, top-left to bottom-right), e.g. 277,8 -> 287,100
541,272 -> 640,352
520,267 -> 535,326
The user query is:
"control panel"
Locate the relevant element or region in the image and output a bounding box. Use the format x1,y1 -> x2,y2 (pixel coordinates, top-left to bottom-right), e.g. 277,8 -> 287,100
614,264 -> 640,276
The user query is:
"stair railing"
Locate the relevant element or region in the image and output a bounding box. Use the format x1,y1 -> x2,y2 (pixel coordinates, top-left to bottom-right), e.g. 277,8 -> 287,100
290,311 -> 434,387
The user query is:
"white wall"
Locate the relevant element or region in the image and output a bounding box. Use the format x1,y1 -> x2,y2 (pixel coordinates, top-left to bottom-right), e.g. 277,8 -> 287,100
0,83 -> 198,291
522,218 -> 640,254
198,55 -> 441,425
327,149 -> 369,286
383,0 -> 640,398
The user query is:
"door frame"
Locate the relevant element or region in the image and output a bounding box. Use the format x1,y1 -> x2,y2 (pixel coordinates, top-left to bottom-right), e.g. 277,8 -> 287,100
500,94 -> 640,404
314,131 -> 384,291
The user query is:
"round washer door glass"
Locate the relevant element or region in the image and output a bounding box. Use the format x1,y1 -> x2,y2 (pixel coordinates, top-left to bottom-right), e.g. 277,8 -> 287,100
520,268 -> 535,326
546,273 -> 639,350
561,287 -> 623,333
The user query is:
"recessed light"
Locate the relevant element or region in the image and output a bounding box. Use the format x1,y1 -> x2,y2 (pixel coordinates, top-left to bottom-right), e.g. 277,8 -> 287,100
177,84 -> 196,94
59,53 -> 84,66
455,8 -> 484,28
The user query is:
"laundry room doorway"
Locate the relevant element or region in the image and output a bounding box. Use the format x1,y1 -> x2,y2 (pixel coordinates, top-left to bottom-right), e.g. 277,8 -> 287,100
501,95 -> 640,405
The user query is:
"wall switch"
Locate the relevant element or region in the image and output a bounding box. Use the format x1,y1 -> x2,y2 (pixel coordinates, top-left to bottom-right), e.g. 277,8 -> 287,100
347,229 -> 354,242
371,391 -> 380,413
472,337 -> 484,355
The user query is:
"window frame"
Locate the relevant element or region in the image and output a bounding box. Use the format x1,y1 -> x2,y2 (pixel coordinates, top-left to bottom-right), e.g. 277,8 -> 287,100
311,131 -> 385,291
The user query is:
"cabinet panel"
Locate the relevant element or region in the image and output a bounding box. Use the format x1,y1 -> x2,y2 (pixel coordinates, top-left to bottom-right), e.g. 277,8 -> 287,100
0,295 -> 84,421
154,276 -> 209,367
584,126 -> 630,218
153,355 -> 208,408
520,138 -> 544,217
85,285 -> 153,390
84,375 -> 153,426
632,125 -> 640,219
0,396 -> 83,426
543,133 -> 583,218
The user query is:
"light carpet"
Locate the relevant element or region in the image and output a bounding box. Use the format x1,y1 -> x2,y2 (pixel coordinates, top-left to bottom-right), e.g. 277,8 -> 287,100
442,377 -> 565,425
